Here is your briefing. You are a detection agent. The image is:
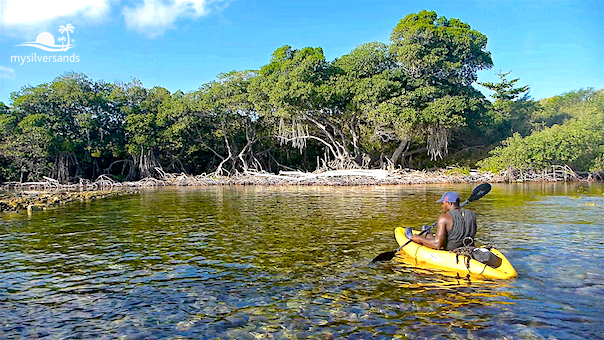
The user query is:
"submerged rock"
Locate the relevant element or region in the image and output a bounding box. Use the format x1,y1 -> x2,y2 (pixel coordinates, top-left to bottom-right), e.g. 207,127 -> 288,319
0,190 -> 138,213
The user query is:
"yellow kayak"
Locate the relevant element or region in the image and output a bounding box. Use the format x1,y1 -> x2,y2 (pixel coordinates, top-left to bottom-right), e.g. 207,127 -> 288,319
394,227 -> 518,280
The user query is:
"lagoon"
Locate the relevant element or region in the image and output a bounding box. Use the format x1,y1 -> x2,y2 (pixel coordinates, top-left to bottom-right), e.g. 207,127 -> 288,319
1,183 -> 603,338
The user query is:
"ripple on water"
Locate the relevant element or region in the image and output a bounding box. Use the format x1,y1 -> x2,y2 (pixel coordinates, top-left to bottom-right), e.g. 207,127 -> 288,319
0,184 -> 603,339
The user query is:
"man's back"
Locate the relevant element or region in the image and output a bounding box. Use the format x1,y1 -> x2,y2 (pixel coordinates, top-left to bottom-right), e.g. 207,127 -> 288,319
445,208 -> 477,250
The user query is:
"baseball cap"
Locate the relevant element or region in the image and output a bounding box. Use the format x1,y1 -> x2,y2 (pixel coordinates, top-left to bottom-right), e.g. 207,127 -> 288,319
436,191 -> 460,203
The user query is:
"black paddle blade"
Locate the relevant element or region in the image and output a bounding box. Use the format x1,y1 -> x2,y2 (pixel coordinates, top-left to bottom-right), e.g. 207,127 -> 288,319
468,183 -> 491,202
371,250 -> 396,263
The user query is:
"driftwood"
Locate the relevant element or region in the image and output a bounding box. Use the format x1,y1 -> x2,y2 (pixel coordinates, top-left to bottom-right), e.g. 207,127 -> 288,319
114,166 -> 590,186
1,164 -> 597,192
1,175 -> 124,191
502,165 -> 581,183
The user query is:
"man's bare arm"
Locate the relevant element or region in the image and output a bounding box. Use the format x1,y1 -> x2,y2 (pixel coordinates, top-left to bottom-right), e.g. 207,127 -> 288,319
411,214 -> 448,249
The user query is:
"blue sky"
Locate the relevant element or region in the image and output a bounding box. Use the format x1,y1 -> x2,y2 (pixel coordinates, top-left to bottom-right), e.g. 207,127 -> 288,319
1,0 -> 602,104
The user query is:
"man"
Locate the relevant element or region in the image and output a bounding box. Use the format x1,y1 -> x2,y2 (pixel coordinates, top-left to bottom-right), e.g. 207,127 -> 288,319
405,191 -> 477,250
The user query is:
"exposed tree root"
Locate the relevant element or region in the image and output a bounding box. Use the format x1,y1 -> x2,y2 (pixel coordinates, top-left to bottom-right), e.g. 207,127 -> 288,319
112,165 -> 595,186
1,165 -> 597,193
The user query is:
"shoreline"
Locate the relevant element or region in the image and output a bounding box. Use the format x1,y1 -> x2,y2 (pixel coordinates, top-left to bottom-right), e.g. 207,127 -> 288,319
5,166 -> 594,189
1,167 -> 600,214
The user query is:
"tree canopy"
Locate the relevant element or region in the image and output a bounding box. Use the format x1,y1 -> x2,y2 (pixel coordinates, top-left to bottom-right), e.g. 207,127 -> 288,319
0,11 -> 601,183
478,89 -> 604,173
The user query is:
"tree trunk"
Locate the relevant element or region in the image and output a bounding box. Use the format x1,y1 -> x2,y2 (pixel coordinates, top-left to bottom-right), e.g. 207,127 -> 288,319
391,139 -> 410,166
136,146 -> 160,178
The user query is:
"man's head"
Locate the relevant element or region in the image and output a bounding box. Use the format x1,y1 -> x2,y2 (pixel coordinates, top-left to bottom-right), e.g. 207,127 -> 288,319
437,191 -> 460,210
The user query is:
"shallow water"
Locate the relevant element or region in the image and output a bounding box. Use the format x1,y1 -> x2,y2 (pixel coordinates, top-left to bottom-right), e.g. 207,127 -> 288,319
1,183 -> 603,339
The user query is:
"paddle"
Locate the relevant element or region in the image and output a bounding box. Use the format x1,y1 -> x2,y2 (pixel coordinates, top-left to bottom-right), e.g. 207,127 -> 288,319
371,183 -> 492,263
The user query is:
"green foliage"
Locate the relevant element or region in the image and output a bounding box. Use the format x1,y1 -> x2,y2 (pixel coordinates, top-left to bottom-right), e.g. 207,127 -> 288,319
333,42 -> 395,79
3,72 -> 131,181
480,71 -> 530,102
478,89 -> 604,173
0,111 -> 53,181
445,166 -> 471,176
258,45 -> 330,116
478,71 -> 537,144
390,10 -> 492,87
387,10 -> 494,161
1,12 -> 600,182
0,102 -> 9,115
533,88 -> 599,128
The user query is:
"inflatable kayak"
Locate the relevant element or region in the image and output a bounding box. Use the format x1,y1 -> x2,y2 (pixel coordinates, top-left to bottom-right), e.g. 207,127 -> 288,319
394,227 -> 518,280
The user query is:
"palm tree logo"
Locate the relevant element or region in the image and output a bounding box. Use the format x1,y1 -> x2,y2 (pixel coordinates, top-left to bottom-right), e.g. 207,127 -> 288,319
59,24 -> 75,51
16,23 -> 76,52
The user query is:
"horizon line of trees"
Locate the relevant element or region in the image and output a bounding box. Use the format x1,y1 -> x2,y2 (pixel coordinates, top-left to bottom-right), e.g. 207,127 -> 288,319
1,10 -> 602,183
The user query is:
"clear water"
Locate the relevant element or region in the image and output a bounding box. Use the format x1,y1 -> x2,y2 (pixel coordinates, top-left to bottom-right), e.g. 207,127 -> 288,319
1,183 -> 602,339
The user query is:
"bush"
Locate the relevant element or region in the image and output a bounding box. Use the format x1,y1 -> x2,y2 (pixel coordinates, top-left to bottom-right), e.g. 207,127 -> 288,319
478,114 -> 604,173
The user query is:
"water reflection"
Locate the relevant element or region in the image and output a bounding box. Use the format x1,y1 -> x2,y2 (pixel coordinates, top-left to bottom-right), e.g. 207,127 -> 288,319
1,183 -> 603,338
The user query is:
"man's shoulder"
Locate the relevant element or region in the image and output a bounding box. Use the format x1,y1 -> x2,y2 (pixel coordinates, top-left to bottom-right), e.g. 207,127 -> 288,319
439,212 -> 452,223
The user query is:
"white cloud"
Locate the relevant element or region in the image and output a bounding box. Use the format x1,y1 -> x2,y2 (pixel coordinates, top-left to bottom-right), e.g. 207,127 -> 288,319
1,0 -> 112,26
0,0 -> 226,39
0,66 -> 16,80
122,0 -> 224,37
